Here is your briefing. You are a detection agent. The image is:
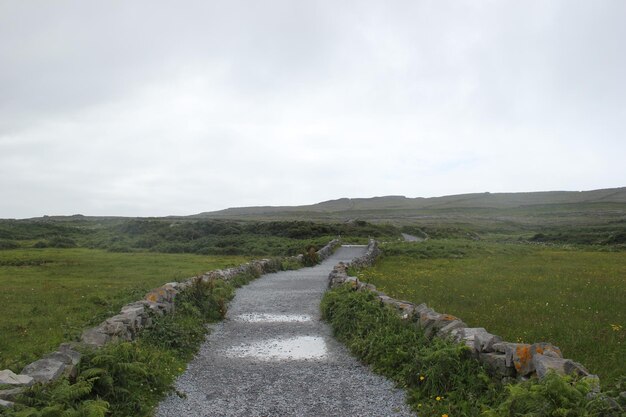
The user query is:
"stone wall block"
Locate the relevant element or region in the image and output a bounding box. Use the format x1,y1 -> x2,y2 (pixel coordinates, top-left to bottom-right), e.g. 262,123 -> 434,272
493,342 -> 536,376
438,320 -> 467,336
422,314 -> 461,338
104,319 -> 130,339
480,353 -> 515,377
0,370 -> 34,387
532,354 -> 589,379
533,354 -> 567,378
457,328 -> 492,352
564,360 -> 591,377
0,399 -> 15,408
473,331 -> 503,353
81,327 -> 111,348
21,358 -> 66,384
0,387 -> 23,401
530,342 -> 563,359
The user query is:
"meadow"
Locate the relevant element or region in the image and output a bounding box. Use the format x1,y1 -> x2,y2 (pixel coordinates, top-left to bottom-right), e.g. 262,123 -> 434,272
0,248 -> 248,372
356,240 -> 626,386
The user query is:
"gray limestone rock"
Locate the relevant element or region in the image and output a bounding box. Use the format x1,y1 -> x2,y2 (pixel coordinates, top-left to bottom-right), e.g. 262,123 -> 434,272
0,370 -> 34,386
473,331 -> 503,353
533,354 -> 591,379
81,326 -> 111,347
533,354 -> 567,378
0,387 -> 24,401
452,327 -> 490,349
0,399 -> 14,408
564,360 -> 590,377
479,353 -> 515,377
438,320 -> 467,336
21,358 -> 66,383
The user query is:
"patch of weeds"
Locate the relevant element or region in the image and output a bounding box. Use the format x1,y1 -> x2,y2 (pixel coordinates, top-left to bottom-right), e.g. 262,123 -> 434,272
483,373 -> 625,417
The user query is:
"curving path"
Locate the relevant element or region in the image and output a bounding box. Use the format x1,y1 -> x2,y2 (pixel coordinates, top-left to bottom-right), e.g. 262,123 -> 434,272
156,246 -> 415,417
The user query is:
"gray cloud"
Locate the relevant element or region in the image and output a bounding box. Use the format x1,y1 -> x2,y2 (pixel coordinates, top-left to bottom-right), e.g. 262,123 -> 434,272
1,0 -> 624,218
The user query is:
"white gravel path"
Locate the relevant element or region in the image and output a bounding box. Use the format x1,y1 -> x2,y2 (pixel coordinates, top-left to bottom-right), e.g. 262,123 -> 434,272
155,246 -> 416,417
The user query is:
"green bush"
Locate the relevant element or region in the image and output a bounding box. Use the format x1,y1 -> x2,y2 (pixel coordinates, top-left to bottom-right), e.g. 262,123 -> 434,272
302,245 -> 319,266
482,373 -> 623,417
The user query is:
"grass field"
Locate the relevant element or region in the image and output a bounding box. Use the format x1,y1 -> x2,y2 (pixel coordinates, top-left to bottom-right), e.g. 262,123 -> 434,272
0,248 -> 248,372
356,240 -> 626,387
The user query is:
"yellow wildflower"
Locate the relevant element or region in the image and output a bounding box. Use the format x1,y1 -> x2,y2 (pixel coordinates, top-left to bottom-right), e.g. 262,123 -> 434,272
436,396 -> 442,401
419,375 -> 425,381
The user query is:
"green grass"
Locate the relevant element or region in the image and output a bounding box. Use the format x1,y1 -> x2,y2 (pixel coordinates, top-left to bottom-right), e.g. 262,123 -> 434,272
355,240 -> 626,387
0,248 -> 248,372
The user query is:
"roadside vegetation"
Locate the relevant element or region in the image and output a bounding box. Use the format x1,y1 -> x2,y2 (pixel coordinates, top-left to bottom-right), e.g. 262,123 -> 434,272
0,273 -> 254,417
322,284 -> 625,416
354,239 -> 626,387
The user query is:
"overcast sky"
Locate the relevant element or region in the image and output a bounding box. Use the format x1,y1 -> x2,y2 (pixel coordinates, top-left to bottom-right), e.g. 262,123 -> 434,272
1,1 -> 625,218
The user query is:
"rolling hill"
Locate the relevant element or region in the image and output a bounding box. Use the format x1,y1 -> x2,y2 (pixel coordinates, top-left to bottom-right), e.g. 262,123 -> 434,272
193,187 -> 626,226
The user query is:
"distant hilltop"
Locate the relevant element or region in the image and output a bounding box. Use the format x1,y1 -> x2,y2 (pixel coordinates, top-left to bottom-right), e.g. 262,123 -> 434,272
192,187 -> 626,222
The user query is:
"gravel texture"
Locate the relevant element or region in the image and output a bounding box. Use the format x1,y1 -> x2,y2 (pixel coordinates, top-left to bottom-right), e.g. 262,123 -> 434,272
156,246 -> 416,417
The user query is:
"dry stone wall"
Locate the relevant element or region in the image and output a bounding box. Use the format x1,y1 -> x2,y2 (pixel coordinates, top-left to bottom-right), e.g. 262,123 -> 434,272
0,239 -> 341,408
327,240 -> 600,390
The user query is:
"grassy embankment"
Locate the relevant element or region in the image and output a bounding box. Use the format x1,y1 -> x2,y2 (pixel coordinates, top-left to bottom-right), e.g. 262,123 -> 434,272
354,240 -> 626,387
0,248 -> 248,372
322,285 -> 623,416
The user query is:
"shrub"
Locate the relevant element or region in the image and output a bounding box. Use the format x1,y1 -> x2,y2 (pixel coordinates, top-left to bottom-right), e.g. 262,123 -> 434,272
482,373 -> 623,417
302,245 -> 319,266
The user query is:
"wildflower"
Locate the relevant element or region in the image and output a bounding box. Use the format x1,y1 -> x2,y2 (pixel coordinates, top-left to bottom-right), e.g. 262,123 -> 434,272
419,375 -> 425,381
610,324 -> 622,331
442,414 -> 449,417
436,396 -> 442,401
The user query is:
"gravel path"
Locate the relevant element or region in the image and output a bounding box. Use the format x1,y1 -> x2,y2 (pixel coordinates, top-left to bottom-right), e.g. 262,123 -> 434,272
156,246 -> 416,417
401,233 -> 424,242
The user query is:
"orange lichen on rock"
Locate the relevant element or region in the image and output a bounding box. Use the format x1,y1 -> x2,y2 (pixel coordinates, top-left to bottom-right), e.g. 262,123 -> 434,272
441,314 -> 457,321
514,344 -> 533,373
